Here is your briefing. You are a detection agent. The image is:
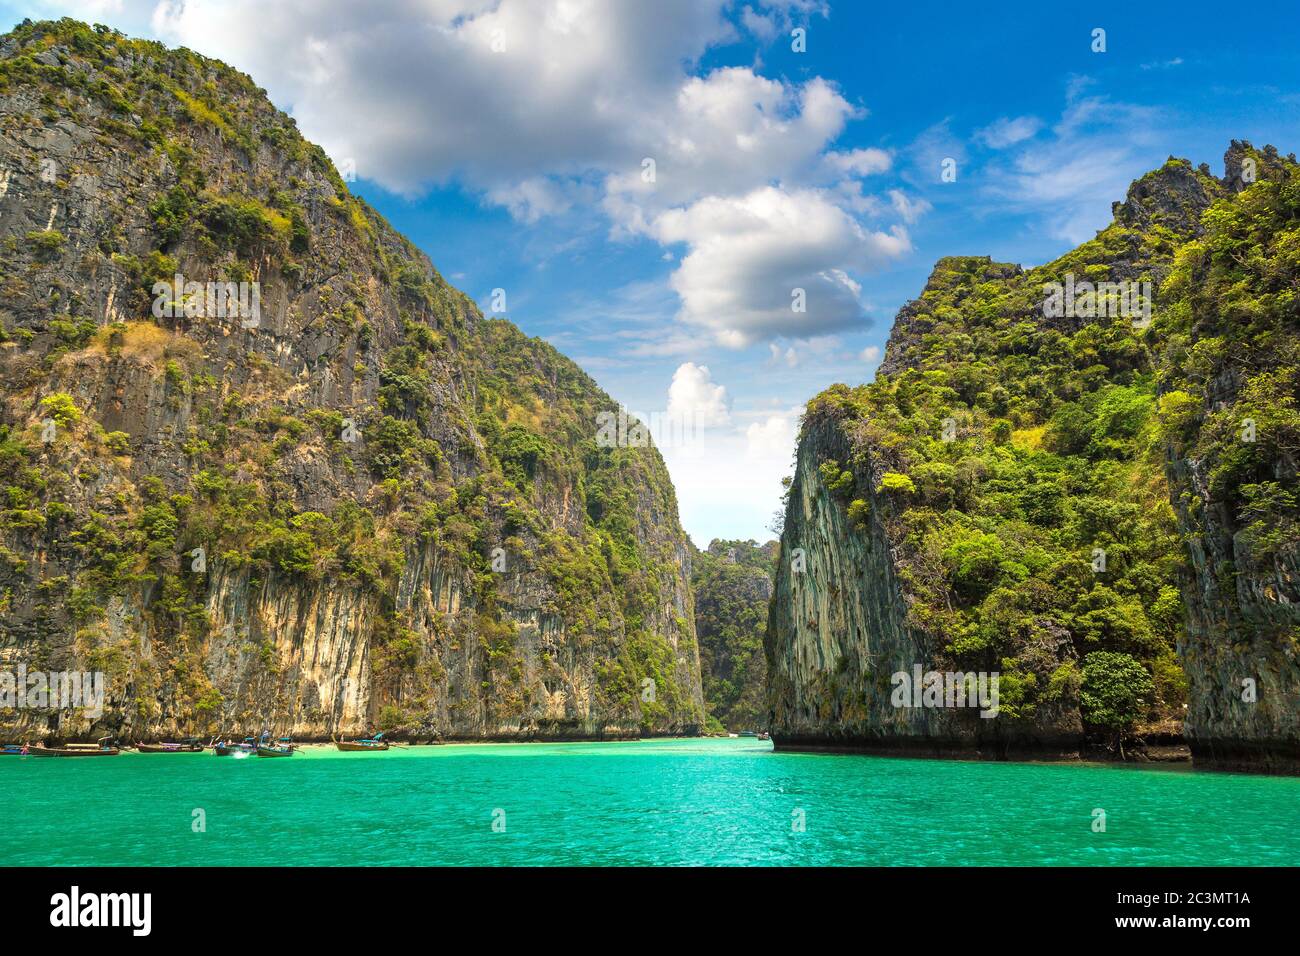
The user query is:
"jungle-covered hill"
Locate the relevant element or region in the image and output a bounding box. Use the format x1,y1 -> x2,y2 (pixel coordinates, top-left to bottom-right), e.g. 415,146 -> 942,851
768,141 -> 1300,771
0,18 -> 704,741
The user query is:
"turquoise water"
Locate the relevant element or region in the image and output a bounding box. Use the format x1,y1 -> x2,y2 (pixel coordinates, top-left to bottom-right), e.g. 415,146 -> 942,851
2,737 -> 1297,865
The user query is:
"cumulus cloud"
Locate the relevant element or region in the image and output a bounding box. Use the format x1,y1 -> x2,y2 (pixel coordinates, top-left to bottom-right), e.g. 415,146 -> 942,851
146,1 -> 732,193
667,362 -> 731,426
745,407 -> 802,460
652,187 -> 910,346
860,345 -> 881,362
825,147 -> 892,176
601,69 -> 862,220
659,400 -> 803,541
141,0 -> 851,204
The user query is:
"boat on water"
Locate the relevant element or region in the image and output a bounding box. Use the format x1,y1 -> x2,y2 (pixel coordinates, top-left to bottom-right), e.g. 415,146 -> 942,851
136,738 -> 205,753
756,732 -> 771,741
333,731 -> 390,752
28,737 -> 121,757
214,736 -> 258,756
0,744 -> 30,755
738,731 -> 757,737
256,736 -> 298,757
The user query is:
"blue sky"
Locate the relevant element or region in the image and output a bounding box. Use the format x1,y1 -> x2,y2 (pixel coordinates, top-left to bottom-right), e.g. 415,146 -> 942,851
6,1 -> 1299,545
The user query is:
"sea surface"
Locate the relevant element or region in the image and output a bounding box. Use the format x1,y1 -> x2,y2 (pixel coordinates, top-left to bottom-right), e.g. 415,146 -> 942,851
2,737 -> 1297,866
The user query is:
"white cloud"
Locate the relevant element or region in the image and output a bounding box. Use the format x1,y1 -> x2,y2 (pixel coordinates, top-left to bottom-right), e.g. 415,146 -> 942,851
825,147 -> 892,176
667,362 -> 731,426
660,402 -> 803,542
907,119 -> 968,185
768,343 -> 799,367
739,5 -> 779,41
601,69 -> 862,218
745,407 -> 801,460
888,189 -> 931,224
143,0 -> 744,196
860,345 -> 881,362
981,95 -> 1166,245
139,0 -> 859,212
974,115 -> 1042,149
485,177 -> 588,223
652,187 -> 910,346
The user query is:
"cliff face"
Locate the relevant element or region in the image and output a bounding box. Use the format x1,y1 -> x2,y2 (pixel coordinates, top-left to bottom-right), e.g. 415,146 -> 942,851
768,143 -> 1300,769
0,19 -> 702,741
1159,144 -> 1300,771
766,409 -> 1085,756
690,538 -> 774,732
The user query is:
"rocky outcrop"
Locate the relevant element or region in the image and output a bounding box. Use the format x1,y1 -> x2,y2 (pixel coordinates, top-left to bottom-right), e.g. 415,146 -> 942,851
768,143 -> 1299,771
766,414 -> 1085,758
1158,141 -> 1300,772
0,20 -> 703,742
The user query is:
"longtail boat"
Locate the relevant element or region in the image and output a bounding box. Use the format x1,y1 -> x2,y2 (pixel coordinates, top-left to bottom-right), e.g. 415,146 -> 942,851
28,737 -> 120,757
0,744 -> 29,755
256,736 -> 298,757
214,736 -> 257,756
333,731 -> 390,752
136,738 -> 205,753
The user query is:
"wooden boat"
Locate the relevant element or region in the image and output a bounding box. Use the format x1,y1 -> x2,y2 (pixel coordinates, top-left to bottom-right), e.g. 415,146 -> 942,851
256,736 -> 298,757
333,732 -> 390,752
136,739 -> 204,753
335,739 -> 389,751
215,736 -> 257,756
0,744 -> 29,755
756,732 -> 771,741
28,737 -> 120,757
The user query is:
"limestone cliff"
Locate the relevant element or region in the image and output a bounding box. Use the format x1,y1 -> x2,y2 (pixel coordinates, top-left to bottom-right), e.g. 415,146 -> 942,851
0,19 -> 703,741
1158,143 -> 1300,771
768,143 -> 1300,770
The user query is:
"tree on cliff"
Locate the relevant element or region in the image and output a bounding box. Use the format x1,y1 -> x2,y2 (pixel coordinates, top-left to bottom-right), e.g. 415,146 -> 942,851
1080,652 -> 1155,757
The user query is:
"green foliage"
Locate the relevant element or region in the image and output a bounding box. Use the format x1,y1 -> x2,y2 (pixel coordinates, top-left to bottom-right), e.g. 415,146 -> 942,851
1079,651 -> 1154,733
789,164 -> 1246,729
818,459 -> 855,498
1158,154 -> 1300,580
691,539 -> 774,730
48,315 -> 96,347
497,425 -> 555,489
40,393 -> 81,427
197,193 -> 292,255
26,229 -> 65,257
147,185 -> 193,245
0,18 -> 706,737
878,472 -> 917,494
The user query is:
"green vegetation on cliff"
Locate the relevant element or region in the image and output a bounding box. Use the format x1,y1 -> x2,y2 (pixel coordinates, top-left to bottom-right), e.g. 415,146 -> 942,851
691,539 -> 775,732
0,19 -> 702,739
785,143 -> 1298,750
